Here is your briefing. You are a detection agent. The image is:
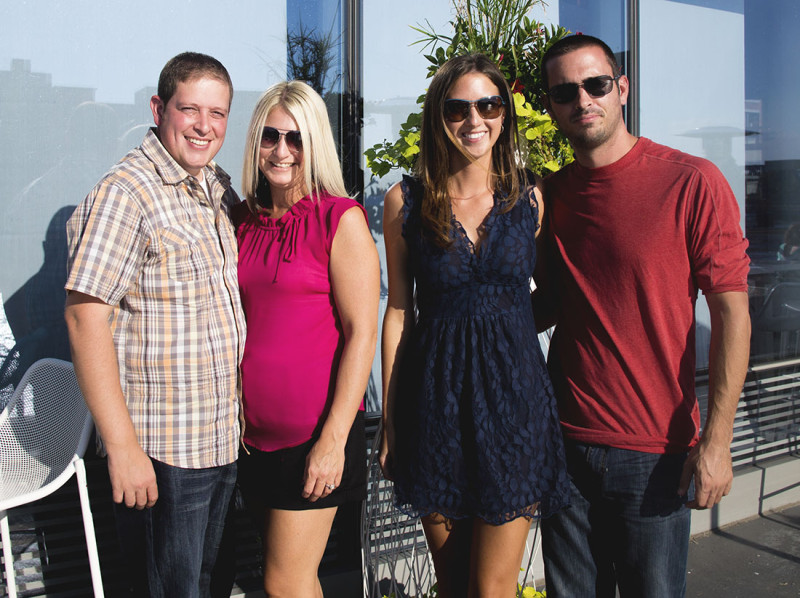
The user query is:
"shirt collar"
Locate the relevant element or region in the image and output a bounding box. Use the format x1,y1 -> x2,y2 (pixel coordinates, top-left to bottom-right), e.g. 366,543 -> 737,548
140,127 -> 232,192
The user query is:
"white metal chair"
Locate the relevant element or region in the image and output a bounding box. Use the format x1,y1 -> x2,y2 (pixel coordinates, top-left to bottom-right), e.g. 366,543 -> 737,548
0,358 -> 104,597
361,420 -> 435,598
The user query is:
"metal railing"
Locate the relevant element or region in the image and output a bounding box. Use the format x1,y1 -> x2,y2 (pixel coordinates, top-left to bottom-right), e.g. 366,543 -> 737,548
697,358 -> 800,469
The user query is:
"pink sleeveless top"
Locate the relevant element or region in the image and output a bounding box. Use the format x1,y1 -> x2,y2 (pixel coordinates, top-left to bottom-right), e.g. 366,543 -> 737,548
233,194 -> 367,452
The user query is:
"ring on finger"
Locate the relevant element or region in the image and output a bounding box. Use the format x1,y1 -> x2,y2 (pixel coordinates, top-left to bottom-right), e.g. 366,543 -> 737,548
325,483 -> 336,490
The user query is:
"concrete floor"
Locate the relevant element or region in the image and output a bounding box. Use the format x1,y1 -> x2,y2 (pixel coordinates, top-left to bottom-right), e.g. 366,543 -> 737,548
686,502 -> 800,597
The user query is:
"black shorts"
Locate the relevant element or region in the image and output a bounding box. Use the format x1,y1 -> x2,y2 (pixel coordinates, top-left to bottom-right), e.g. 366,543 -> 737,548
237,411 -> 367,511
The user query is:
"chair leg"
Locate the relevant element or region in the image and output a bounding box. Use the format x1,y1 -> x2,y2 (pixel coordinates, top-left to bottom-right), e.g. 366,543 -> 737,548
1,509 -> 18,598
74,458 -> 105,598
520,520 -> 543,590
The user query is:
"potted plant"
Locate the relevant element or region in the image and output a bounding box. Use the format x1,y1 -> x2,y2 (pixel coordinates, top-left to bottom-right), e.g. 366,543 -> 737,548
364,0 -> 573,179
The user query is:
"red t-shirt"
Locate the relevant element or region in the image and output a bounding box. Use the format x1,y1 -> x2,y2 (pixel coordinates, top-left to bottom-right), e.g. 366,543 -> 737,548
544,137 -> 749,453
233,194 -> 367,452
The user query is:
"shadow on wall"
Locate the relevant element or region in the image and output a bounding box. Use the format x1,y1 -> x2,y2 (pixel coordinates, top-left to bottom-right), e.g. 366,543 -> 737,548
0,102 -> 149,393
2,102 -> 120,294
1,204 -> 76,394
364,181 -> 389,413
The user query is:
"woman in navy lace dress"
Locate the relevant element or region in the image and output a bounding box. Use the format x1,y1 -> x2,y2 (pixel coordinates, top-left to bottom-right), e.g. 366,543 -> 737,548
379,54 -> 569,596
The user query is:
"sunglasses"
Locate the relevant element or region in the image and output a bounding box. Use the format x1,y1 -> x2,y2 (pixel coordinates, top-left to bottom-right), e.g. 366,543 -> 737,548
260,126 -> 303,152
546,75 -> 621,104
443,96 -> 505,122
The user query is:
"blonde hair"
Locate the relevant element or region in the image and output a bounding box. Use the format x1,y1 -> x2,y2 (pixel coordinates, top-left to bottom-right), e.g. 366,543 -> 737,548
241,81 -> 349,212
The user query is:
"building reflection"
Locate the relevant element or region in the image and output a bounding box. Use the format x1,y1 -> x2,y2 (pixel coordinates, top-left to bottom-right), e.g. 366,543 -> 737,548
0,58 -> 263,381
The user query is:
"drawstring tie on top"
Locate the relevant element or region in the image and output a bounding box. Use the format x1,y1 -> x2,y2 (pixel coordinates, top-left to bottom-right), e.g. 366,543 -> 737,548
272,213 -> 300,282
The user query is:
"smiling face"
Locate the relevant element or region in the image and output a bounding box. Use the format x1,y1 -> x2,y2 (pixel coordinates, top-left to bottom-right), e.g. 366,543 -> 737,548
150,76 -> 230,177
258,106 -> 306,204
444,72 -> 504,167
544,45 -> 629,153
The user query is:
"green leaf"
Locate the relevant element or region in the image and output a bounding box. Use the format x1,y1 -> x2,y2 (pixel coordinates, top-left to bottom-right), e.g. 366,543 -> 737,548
406,112 -> 423,127
542,159 -> 561,173
363,0 -> 574,180
402,144 -> 421,159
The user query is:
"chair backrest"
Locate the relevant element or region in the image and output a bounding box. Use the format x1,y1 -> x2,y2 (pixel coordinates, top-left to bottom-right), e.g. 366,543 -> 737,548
361,420 -> 436,598
0,358 -> 92,509
753,282 -> 800,332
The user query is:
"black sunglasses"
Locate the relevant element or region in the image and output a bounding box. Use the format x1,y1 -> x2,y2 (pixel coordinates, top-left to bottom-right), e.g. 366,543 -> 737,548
443,96 -> 505,123
546,75 -> 621,104
261,126 -> 303,152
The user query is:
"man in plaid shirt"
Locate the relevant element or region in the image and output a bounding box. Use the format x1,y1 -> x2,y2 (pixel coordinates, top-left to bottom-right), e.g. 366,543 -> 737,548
65,52 -> 245,597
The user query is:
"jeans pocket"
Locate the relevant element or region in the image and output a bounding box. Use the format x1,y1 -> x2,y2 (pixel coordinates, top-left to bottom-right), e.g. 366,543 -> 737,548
641,452 -> 687,517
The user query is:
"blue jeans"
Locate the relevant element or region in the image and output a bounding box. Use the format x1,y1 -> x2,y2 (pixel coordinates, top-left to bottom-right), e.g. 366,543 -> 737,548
114,459 -> 237,598
541,440 -> 691,598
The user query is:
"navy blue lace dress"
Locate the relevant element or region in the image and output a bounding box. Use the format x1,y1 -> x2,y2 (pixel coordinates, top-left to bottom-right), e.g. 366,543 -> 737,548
392,175 -> 569,523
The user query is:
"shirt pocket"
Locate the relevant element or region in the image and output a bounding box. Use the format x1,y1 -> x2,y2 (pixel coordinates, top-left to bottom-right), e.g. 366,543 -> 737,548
159,221 -> 215,283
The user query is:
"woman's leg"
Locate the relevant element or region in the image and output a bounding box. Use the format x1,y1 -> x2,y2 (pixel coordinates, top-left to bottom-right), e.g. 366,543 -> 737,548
468,516 -> 532,598
261,506 -> 338,598
421,513 -> 473,598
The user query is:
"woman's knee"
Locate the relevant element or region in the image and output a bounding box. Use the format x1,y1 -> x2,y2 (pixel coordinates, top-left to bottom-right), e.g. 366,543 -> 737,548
263,568 -> 321,598
467,573 -> 519,598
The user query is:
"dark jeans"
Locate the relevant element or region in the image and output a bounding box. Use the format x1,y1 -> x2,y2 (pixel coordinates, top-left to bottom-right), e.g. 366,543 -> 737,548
541,440 -> 691,598
114,459 -> 237,598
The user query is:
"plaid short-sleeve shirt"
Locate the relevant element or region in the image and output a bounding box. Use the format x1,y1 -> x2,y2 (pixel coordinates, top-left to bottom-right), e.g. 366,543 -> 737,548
66,129 -> 246,469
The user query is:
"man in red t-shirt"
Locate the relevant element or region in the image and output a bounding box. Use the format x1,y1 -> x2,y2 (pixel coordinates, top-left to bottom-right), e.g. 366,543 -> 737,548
536,34 -> 750,597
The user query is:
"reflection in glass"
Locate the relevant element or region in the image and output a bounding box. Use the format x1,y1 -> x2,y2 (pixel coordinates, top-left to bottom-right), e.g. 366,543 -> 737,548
287,0 -> 344,158
1,2 -> 288,389
745,1 -> 800,363
287,20 -> 340,98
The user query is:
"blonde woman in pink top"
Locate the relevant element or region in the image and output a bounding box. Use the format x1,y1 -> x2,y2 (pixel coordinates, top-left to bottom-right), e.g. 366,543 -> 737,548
233,80 -> 379,597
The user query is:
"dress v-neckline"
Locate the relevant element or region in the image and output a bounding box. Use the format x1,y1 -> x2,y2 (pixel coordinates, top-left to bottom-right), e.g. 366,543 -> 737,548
452,194 -> 497,255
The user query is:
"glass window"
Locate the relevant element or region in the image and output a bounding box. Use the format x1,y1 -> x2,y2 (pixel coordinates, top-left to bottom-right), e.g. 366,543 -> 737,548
545,1 -> 628,77
360,1 -> 628,411
744,0 -> 800,364
632,0 -> 800,366
637,1 -> 746,367
553,0 -> 627,52
288,0 -> 344,99
0,1 -> 291,382
362,0 -> 453,411
287,0 -> 348,160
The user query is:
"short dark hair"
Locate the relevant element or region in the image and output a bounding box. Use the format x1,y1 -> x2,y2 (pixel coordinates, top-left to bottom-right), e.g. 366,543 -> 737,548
157,52 -> 233,107
541,34 -> 620,91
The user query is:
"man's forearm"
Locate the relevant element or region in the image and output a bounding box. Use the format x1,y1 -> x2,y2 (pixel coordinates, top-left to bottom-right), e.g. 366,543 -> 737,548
65,292 -> 158,508
703,291 -> 751,443
65,293 -> 138,451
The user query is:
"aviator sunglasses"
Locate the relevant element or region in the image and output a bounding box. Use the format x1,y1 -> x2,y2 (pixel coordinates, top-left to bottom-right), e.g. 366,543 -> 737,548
443,96 -> 505,123
546,75 -> 621,104
261,126 -> 303,152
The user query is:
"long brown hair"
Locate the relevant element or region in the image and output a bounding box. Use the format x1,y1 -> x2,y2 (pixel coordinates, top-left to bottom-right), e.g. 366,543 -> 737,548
415,53 -> 523,247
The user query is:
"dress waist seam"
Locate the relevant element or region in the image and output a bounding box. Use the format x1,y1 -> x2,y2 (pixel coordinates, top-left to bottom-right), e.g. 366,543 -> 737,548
417,305 -> 529,322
